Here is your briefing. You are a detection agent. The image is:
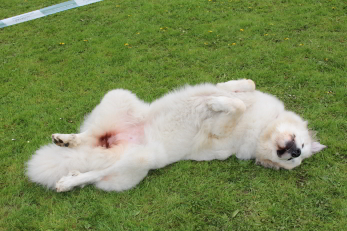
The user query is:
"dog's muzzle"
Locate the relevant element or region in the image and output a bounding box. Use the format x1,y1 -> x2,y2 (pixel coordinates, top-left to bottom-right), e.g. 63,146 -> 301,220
280,141 -> 301,160
285,140 -> 301,158
287,149 -> 301,161
290,148 -> 301,158
277,140 -> 302,160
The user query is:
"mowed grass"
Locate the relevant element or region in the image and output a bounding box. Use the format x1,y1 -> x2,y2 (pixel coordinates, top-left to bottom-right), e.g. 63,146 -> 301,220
0,0 -> 346,230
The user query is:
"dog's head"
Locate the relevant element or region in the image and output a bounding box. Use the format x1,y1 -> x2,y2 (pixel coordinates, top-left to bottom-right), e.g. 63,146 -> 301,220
256,111 -> 326,170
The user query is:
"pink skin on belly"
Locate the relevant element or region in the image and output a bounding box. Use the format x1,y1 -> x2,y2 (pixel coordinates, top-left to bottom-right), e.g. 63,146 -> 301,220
98,125 -> 145,148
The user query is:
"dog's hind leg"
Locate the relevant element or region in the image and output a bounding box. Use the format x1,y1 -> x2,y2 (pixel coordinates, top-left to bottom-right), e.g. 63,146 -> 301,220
55,169 -> 116,192
55,162 -> 150,192
55,147 -> 153,192
56,166 -> 149,192
217,79 -> 256,92
51,132 -> 87,148
80,89 -> 149,133
52,89 -> 150,148
94,168 -> 149,192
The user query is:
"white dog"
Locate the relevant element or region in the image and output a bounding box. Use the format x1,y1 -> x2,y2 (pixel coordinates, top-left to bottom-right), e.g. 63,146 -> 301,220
26,79 -> 326,192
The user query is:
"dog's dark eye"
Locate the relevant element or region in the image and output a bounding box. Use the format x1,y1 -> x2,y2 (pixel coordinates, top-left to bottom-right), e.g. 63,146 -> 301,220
277,149 -> 286,155
302,143 -> 304,148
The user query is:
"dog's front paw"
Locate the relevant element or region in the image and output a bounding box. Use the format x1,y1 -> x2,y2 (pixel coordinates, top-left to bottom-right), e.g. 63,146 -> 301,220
52,134 -> 79,148
217,79 -> 255,92
56,170 -> 80,192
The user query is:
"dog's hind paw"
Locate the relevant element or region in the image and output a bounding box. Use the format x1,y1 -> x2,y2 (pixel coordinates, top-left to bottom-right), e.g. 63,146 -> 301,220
52,134 -> 80,148
56,170 -> 80,192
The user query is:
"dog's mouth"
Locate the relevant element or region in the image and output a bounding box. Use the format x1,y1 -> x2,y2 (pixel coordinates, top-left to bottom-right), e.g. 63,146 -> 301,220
277,153 -> 297,161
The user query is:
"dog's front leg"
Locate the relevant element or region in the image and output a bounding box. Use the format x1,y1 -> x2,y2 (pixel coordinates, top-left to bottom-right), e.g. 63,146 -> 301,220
206,96 -> 246,115
217,79 -> 256,92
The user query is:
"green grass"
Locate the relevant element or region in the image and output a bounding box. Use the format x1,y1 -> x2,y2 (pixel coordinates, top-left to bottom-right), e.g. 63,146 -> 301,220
1,0 -> 346,230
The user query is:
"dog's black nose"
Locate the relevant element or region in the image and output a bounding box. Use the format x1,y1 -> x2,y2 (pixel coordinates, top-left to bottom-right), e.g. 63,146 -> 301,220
291,149 -> 301,158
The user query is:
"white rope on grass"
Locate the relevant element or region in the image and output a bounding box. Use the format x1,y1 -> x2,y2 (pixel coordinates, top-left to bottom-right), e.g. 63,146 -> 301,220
0,0 -> 103,29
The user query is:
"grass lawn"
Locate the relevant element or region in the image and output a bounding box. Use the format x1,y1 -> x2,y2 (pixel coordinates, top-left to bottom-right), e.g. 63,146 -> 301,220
0,0 -> 346,230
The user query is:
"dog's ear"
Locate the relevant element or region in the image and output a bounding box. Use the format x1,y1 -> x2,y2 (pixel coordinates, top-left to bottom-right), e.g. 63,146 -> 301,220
309,129 -> 326,154
311,142 -> 326,154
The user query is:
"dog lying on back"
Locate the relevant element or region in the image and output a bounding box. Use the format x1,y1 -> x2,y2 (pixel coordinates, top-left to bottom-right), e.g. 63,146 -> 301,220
26,79 -> 326,192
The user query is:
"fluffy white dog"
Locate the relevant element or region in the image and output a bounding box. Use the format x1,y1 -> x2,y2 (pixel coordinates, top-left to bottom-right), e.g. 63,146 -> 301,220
26,79 -> 326,192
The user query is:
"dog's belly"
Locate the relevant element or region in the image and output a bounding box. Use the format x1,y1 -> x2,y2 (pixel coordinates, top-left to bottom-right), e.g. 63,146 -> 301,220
99,125 -> 145,148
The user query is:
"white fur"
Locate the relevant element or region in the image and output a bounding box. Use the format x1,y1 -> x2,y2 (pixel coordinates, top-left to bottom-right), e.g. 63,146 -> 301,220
26,79 -> 326,192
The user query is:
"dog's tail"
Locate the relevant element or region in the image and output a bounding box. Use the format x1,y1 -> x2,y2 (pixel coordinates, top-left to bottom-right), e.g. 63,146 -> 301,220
26,144 -> 119,190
